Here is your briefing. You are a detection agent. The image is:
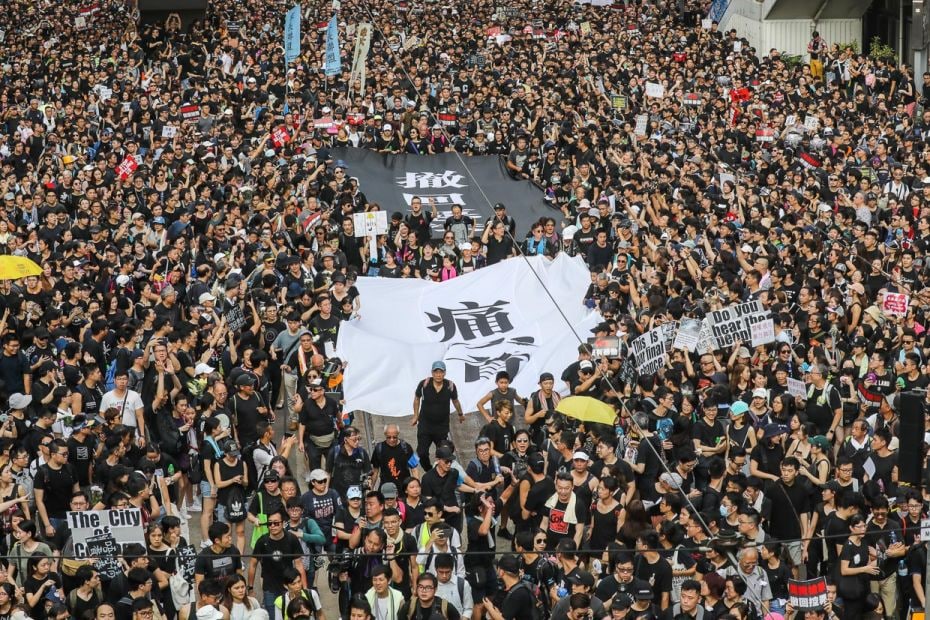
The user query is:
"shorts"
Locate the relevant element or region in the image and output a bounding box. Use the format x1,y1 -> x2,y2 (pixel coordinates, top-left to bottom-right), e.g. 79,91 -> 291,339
200,480 -> 214,499
215,504 -> 228,523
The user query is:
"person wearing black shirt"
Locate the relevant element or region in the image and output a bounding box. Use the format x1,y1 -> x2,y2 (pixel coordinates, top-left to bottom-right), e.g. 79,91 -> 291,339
33,439 -> 79,538
421,447 -> 462,530
308,296 -> 340,347
230,374 -> 271,448
66,417 -> 97,488
370,424 -> 419,487
401,572 -> 461,620
483,554 -> 534,620
296,378 -> 340,471
413,362 -> 464,470
248,509 -> 307,618
766,457 -> 810,570
403,197 -> 435,245
194,522 -> 243,589
839,514 -> 878,620
483,220 -> 516,266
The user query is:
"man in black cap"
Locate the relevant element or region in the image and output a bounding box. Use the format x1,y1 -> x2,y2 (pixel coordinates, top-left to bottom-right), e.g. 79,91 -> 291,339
550,569 -> 607,620
420,446 -> 462,529
628,586 -> 658,620
483,554 -> 536,620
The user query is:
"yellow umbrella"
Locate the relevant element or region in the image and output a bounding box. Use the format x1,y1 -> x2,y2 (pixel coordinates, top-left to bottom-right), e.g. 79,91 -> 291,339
0,255 -> 43,280
556,396 -> 617,426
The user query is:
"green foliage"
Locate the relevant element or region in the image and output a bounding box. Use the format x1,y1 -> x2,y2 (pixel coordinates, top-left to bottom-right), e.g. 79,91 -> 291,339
868,36 -> 897,62
834,39 -> 860,54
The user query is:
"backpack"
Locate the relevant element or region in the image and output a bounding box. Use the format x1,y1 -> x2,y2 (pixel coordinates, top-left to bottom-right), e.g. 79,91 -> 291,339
508,581 -> 544,620
225,480 -> 248,522
406,598 -> 449,620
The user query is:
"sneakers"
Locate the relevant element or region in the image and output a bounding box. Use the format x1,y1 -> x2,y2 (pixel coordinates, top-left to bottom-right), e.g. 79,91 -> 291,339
188,499 -> 202,512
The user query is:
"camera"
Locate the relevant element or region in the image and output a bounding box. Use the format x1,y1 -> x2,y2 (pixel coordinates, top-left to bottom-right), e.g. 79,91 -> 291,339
327,551 -> 355,593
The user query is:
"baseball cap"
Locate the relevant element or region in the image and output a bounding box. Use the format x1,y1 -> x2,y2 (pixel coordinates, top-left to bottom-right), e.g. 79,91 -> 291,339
579,359 -> 594,371
347,486 -> 363,500
309,469 -> 329,482
809,435 -> 831,451
730,401 -> 749,416
659,472 -> 683,489
198,292 -> 216,304
539,372 -> 554,382
572,451 -> 590,461
432,360 -> 447,372
751,388 -> 769,401
435,446 -> 455,462
194,363 -> 215,375
634,587 -> 654,600
497,554 -> 520,575
567,570 -> 595,588
380,482 -> 398,499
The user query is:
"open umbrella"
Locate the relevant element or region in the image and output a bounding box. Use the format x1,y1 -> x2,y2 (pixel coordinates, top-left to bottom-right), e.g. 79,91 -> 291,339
0,255 -> 42,280
556,395 -> 617,426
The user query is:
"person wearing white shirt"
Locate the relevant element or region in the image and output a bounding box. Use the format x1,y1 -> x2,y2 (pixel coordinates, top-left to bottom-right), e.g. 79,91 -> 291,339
99,370 -> 145,441
434,553 -> 473,618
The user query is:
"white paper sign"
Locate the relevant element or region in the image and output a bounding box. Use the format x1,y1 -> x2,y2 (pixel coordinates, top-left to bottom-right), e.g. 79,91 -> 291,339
733,41 -> 742,53
634,114 -> 648,136
921,518 -> 930,543
161,125 -> 178,139
75,16 -> 87,29
703,300 -> 770,350
67,509 -> 145,558
631,326 -> 667,375
673,318 -> 702,352
786,378 -> 807,399
701,18 -> 712,29
750,318 -> 775,347
645,82 -> 665,99
804,116 -> 819,132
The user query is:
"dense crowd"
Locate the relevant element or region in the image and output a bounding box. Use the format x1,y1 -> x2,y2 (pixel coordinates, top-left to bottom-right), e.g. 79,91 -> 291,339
1,0 -> 930,619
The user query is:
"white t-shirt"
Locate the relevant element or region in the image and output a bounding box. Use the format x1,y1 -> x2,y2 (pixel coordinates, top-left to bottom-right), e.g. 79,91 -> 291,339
99,389 -> 145,428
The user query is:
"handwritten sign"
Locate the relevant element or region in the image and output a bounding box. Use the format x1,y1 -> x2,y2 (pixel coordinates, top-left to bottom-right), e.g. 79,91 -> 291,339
750,318 -> 775,347
180,104 -> 201,121
787,378 -> 807,399
611,94 -> 628,110
68,508 -> 145,558
161,125 -> 178,139
882,292 -> 909,317
644,82 -> 665,99
634,114 -> 648,136
176,544 -> 197,583
673,318 -> 702,352
85,533 -> 122,580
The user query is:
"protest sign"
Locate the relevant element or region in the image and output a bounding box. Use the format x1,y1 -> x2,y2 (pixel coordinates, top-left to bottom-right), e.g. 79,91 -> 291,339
588,336 -> 621,358
180,104 -> 200,121
673,318 -> 702,352
271,125 -> 291,147
115,155 -> 138,181
786,378 -> 807,399
634,114 -> 648,136
704,300 -> 770,350
631,327 -> 666,375
161,125 -> 178,139
788,578 -> 827,611
84,533 -> 122,580
750,318 -> 775,347
68,508 -> 145,558
176,544 -> 197,583
660,321 -> 678,351
611,94 -> 628,110
645,82 -> 665,98
882,292 -> 909,317
617,356 -> 638,385
804,116 -> 819,132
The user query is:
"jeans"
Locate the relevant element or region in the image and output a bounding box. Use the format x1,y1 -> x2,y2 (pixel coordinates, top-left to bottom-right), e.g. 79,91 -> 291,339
262,589 -> 279,620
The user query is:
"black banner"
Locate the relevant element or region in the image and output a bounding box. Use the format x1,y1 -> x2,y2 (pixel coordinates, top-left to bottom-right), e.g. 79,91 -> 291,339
330,148 -> 550,237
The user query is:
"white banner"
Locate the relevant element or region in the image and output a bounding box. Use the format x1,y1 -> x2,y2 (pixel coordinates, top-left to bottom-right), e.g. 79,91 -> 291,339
67,508 -> 145,558
336,255 -> 599,416
673,318 -> 702,352
349,23 -> 373,98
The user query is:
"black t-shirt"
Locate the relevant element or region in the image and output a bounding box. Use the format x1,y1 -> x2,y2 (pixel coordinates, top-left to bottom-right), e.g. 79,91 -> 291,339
231,393 -> 265,446
253,533 -> 303,595
34,463 -> 77,519
371,439 -> 416,485
486,235 -> 514,265
421,468 -> 458,519
635,556 -> 673,598
66,435 -> 97,487
194,546 -> 242,580
501,582 -> 536,620
767,479 -> 810,539
480,420 -> 515,455
299,396 -> 339,437
24,573 -> 62,620
415,379 -> 458,428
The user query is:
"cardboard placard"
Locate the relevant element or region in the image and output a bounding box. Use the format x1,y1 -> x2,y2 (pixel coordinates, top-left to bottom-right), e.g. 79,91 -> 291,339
589,336 -> 621,358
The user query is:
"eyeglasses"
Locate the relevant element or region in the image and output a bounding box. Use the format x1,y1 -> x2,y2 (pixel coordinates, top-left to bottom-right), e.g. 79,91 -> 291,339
312,479 -> 327,484
267,520 -> 283,526
534,538 -> 547,544
418,585 -> 435,591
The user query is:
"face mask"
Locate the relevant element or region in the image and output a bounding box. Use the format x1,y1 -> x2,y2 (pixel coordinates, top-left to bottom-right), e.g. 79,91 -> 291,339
719,505 -> 729,518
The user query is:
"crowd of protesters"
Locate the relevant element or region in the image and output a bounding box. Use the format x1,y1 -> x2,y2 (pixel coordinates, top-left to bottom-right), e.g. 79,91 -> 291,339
1,0 -> 930,618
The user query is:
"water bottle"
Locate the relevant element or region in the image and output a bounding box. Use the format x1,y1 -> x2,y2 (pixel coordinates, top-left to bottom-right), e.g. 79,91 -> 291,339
167,463 -> 175,476
557,586 -> 568,598
898,559 -> 908,577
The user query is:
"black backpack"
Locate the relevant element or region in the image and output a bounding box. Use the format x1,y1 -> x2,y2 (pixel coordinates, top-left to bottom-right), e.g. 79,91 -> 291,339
225,484 -> 247,523
508,581 -> 544,620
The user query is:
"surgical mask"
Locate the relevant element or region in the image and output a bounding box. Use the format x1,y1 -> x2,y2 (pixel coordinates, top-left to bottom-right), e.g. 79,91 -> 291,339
719,505 -> 729,518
